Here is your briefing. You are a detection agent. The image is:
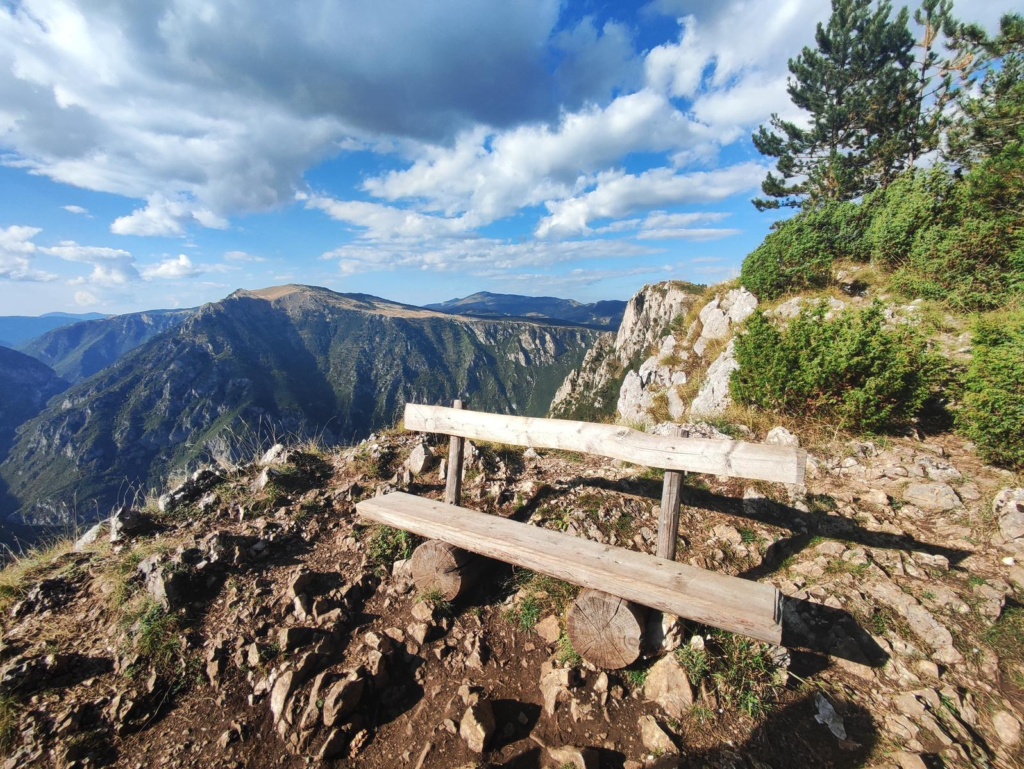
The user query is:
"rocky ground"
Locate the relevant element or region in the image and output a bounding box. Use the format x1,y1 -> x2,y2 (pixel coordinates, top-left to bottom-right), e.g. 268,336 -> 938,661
1,422 -> 1023,768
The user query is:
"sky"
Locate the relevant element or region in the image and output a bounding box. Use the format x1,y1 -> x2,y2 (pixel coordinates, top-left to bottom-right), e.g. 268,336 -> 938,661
0,0 -> 1015,315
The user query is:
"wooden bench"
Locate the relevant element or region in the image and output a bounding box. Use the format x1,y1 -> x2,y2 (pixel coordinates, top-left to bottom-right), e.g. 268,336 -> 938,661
356,401 -> 805,667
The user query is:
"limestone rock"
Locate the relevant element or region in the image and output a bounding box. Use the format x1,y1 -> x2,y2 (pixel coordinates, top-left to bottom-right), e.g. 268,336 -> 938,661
547,746 -> 598,769
459,700 -> 495,753
690,340 -> 738,416
323,672 -> 365,727
644,655 -> 693,719
993,488 -> 1024,541
638,714 -> 677,754
766,426 -> 800,447
992,710 -> 1021,746
902,483 -> 961,513
534,615 -> 562,645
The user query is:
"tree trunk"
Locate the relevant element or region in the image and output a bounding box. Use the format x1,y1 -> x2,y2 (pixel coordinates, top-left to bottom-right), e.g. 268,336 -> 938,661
566,588 -> 647,669
410,539 -> 476,601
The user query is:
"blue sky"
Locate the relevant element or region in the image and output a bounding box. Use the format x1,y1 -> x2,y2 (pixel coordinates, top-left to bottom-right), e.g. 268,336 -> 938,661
0,0 -> 1014,315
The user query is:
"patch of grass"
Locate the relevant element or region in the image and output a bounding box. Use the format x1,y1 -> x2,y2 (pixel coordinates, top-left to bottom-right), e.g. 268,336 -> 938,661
984,606 -> 1024,675
366,525 -> 417,571
677,630 -> 782,719
623,666 -> 650,689
416,589 -> 454,617
556,633 -> 582,666
689,703 -> 716,724
508,595 -> 542,631
0,537 -> 76,616
659,352 -> 683,368
968,575 -> 988,588
647,391 -> 672,423
0,694 -> 18,758
119,595 -> 184,677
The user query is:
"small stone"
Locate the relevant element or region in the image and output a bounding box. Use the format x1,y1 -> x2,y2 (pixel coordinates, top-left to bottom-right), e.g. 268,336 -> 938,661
765,426 -> 800,447
638,715 -> 676,754
895,751 -> 928,769
459,701 -> 495,753
644,655 -> 693,720
278,626 -> 315,652
546,746 -> 598,769
992,710 -> 1021,746
407,443 -> 436,475
534,615 -> 561,645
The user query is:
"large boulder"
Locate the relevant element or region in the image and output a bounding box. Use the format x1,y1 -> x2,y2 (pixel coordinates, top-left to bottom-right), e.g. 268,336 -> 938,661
689,340 -> 739,416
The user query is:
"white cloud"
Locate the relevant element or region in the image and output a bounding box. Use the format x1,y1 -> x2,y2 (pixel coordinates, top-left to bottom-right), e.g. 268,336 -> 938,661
224,250 -> 266,263
43,241 -> 140,286
111,194 -> 229,237
0,225 -> 58,281
74,290 -> 99,306
323,236 -> 660,277
303,196 -> 472,241
363,89 -> 715,226
63,204 -> 89,215
140,254 -> 202,280
536,163 -> 766,237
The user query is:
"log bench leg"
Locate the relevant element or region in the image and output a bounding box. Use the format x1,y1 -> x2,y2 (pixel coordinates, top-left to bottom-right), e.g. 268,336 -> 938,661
566,588 -> 647,669
410,539 -> 477,601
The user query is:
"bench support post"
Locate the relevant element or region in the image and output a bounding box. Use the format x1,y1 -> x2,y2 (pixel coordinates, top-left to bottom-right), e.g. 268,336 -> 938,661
656,424 -> 684,561
444,399 -> 465,506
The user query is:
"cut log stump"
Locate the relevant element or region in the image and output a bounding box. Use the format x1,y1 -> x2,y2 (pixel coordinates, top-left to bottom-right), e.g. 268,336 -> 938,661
566,588 -> 647,669
410,539 -> 476,601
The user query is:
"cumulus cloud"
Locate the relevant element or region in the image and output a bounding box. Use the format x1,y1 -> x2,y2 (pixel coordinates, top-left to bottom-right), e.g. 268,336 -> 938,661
535,163 -> 766,238
302,196 -> 473,241
110,194 -> 229,237
323,237 -> 660,277
63,205 -> 89,215
74,290 -> 99,306
0,0 -> 624,232
140,254 -> 203,280
44,241 -> 140,286
0,225 -> 58,281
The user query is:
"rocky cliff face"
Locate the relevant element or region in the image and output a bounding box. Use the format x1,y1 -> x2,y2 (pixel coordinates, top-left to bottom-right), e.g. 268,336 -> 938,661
0,346 -> 67,459
21,308 -> 193,383
1,285 -> 598,527
550,282 -> 703,420
551,281 -> 761,427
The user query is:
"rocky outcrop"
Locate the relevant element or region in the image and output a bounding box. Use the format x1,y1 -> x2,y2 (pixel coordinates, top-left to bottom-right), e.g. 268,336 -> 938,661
612,285 -> 757,425
0,346 -> 67,460
614,282 -> 700,365
551,281 -> 702,421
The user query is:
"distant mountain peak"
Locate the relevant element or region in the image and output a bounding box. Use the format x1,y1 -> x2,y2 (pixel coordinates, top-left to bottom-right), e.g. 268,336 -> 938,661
425,291 -> 626,329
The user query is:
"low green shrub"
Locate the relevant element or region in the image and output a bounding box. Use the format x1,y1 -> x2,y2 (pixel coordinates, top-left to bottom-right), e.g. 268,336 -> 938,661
957,309 -> 1024,468
740,201 -> 867,300
730,302 -> 935,432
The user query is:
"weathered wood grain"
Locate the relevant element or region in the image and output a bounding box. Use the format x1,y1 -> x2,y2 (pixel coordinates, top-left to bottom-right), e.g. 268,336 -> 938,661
358,492 -> 783,644
566,588 -> 647,669
444,399 -> 465,505
404,403 -> 805,485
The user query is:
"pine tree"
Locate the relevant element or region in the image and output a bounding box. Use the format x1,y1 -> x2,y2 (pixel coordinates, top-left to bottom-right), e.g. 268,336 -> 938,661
752,0 -> 916,210
908,0 -> 973,167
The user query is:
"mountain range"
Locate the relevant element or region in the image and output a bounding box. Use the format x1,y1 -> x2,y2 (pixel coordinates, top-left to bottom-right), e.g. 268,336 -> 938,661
0,311 -> 106,348
20,308 -> 194,383
0,285 -> 604,529
426,291 -> 627,329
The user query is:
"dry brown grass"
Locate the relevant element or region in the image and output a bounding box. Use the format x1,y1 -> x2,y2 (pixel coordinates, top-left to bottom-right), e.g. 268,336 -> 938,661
0,538 -> 77,616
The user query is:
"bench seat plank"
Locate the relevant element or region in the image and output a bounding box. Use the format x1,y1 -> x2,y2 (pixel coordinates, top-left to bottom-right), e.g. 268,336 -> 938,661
404,403 -> 805,485
358,492 -> 783,645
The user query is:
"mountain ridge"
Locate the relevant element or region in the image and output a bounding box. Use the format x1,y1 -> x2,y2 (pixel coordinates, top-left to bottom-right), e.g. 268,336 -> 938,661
0,284 -> 604,529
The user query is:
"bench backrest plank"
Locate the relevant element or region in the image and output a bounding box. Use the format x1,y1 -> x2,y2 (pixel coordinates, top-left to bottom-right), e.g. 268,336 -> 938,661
358,492 -> 783,644
405,403 -> 806,485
